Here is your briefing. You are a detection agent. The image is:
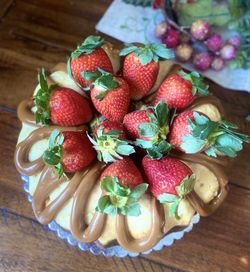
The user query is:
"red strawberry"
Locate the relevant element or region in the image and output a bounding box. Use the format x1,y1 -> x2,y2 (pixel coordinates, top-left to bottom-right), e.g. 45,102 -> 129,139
94,120 -> 126,139
69,36 -> 113,88
88,119 -> 135,163
168,110 -> 210,153
101,158 -> 143,189
123,109 -> 151,141
84,69 -> 130,122
96,158 -> 148,216
43,129 -> 96,175
123,101 -> 172,159
155,70 -> 208,110
143,156 -> 193,196
120,43 -> 174,100
35,70 -> 93,126
142,156 -> 195,218
168,110 -> 249,157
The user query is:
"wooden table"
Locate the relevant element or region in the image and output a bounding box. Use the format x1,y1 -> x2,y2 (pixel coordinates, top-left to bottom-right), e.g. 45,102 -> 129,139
0,1 -> 250,271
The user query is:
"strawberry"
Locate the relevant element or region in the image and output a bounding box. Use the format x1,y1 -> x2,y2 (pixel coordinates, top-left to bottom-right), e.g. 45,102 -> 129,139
169,110 -> 249,157
94,120 -> 126,139
43,129 -> 96,175
34,70 -> 93,126
123,100 -> 173,159
87,119 -> 135,163
68,36 -> 113,88
120,43 -> 174,100
83,68 -> 130,122
96,158 -> 148,216
142,156 -> 195,218
154,70 -> 208,110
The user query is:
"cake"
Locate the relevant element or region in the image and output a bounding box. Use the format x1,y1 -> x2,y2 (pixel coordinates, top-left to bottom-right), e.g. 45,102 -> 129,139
14,36 -> 249,253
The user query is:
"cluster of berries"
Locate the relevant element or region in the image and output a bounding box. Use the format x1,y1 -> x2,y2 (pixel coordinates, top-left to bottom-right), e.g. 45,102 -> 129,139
34,35 -> 248,218
156,19 -> 241,71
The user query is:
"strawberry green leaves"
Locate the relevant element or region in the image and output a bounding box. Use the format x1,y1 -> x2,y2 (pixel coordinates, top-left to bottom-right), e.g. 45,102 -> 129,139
96,176 -> 148,216
71,36 -> 104,58
120,43 -> 174,65
158,174 -> 196,219
34,69 -> 57,125
181,112 -> 250,157
43,129 -> 65,177
87,126 -> 135,163
82,68 -> 119,100
177,70 -> 209,96
135,100 -> 172,159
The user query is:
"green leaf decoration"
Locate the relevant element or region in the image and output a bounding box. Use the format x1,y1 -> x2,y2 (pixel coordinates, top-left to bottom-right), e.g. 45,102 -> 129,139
119,43 -> 174,65
158,193 -> 181,220
146,140 -> 172,160
136,101 -> 172,159
96,176 -> 148,216
34,69 -> 57,125
157,174 -> 196,219
176,174 -> 196,197
135,138 -> 154,149
204,147 -> 217,157
42,129 -> 65,177
82,68 -> 119,99
169,199 -> 181,220
181,112 -> 249,157
95,91 -> 107,101
81,70 -> 102,81
130,183 -> 148,200
155,100 -> 169,128
71,36 -> 104,58
158,193 -> 178,203
87,127 -> 135,163
181,133 -> 207,154
125,203 -> 141,216
138,123 -> 158,138
177,70 -> 209,97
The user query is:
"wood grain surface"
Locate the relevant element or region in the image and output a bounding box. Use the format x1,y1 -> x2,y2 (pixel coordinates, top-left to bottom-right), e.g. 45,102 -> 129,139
0,1 -> 249,271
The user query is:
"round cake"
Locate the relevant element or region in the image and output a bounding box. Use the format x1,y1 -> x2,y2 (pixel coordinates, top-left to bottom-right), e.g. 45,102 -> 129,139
14,36 -> 249,254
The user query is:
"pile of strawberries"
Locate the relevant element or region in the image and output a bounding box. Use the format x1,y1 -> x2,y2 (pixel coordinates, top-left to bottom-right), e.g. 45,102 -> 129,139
35,35 -> 249,218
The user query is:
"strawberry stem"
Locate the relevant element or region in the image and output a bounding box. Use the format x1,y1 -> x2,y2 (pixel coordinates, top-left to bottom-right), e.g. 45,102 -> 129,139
82,68 -> 119,100
177,70 -> 209,96
136,100 -> 172,159
71,36 -> 104,58
34,69 -> 57,125
119,43 -> 174,65
87,126 -> 135,163
158,174 -> 196,219
42,129 -> 65,178
181,112 -> 250,157
96,176 -> 148,216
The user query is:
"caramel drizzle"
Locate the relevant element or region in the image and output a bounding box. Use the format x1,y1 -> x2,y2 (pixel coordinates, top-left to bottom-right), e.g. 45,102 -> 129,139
17,98 -> 41,127
70,164 -> 107,243
14,96 -> 229,253
116,198 -> 163,252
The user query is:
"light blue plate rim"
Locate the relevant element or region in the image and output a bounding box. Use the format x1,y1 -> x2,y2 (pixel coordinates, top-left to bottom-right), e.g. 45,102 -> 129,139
21,174 -> 200,257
